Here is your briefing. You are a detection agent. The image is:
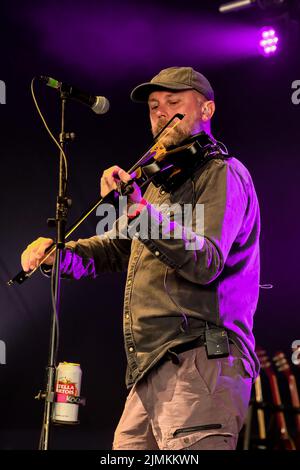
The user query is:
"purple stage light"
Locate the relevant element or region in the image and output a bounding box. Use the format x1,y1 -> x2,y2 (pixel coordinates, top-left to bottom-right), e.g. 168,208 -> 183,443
259,27 -> 279,56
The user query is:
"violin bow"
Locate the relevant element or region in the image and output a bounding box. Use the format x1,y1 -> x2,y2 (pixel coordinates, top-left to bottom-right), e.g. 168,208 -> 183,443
7,114 -> 185,286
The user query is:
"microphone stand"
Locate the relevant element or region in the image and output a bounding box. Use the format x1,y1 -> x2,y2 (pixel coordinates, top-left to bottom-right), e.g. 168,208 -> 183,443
37,91 -> 72,450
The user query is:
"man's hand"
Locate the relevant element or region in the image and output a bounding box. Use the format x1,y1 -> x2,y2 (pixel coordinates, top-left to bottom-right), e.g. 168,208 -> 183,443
21,237 -> 55,272
100,165 -> 142,204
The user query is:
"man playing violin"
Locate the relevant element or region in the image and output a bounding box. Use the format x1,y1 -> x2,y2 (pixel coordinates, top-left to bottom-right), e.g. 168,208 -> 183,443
21,66 -> 260,450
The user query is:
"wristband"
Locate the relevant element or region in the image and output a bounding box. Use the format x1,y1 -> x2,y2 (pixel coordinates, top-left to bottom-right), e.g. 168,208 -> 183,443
127,198 -> 148,220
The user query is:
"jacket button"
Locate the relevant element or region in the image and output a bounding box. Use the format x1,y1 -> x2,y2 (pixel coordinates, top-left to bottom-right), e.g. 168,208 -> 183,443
129,347 -> 134,352
155,251 -> 160,256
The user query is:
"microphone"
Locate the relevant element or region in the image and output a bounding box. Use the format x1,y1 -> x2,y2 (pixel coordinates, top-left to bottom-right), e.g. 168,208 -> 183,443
39,76 -> 110,114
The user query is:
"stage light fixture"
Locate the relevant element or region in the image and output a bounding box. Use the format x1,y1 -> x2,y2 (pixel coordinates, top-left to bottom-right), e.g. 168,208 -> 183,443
259,27 -> 279,55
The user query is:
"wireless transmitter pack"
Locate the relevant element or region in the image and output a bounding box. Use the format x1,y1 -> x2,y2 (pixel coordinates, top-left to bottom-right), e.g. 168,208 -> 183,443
205,325 -> 230,359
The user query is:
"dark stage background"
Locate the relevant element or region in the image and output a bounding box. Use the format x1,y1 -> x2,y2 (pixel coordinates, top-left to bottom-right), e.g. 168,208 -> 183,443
0,0 -> 300,450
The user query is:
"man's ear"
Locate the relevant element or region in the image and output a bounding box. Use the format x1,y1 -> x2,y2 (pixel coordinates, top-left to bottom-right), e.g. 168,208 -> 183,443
202,100 -> 215,121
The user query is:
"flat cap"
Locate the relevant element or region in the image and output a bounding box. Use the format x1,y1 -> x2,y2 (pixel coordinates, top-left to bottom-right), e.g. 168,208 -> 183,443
130,66 -> 214,103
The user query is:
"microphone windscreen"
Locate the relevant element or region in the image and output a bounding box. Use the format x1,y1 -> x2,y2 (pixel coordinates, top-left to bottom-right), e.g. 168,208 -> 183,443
92,96 -> 110,114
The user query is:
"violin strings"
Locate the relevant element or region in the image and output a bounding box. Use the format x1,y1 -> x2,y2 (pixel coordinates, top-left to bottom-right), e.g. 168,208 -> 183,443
128,114 -> 184,175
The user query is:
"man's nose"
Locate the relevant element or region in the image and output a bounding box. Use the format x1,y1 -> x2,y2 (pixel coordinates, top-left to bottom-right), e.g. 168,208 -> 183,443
156,106 -> 168,119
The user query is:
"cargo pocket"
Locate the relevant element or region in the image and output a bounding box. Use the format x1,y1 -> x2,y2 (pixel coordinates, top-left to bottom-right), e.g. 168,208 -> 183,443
164,423 -> 236,450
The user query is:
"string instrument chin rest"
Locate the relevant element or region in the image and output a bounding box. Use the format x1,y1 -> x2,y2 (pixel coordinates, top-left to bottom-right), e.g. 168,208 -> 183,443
132,131 -> 230,193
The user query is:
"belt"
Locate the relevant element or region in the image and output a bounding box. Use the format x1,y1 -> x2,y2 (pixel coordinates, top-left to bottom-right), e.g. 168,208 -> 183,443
165,335 -> 206,365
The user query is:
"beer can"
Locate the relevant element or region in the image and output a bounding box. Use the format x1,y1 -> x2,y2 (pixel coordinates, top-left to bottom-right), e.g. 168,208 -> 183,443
52,362 -> 82,424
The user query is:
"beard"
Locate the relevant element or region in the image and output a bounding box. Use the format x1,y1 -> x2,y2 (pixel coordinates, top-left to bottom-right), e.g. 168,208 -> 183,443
152,119 -> 195,149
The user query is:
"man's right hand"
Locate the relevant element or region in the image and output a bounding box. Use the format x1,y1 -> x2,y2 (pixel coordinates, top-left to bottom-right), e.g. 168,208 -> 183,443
21,237 -> 55,272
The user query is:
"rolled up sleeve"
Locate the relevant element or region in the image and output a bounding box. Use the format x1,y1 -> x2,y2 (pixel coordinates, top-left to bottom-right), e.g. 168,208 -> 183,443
41,217 -> 132,280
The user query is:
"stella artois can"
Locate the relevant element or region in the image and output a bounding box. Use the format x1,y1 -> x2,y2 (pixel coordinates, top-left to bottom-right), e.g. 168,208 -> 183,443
52,362 -> 82,424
